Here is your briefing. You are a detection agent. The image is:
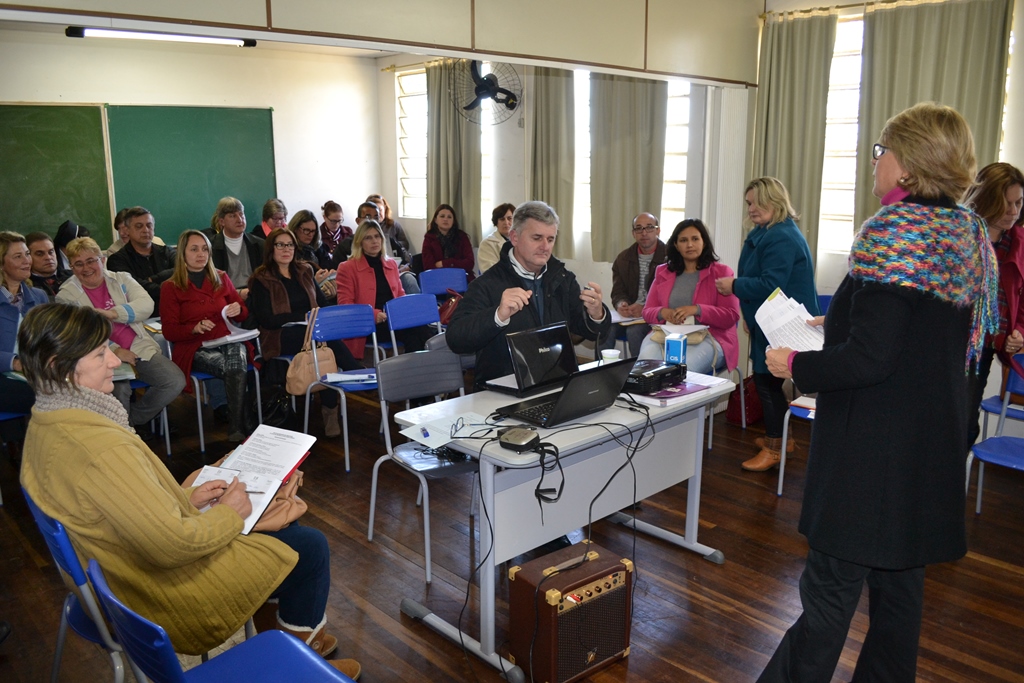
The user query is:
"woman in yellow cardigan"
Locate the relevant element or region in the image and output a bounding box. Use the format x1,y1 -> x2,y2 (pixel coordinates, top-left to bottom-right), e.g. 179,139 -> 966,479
18,304 -> 360,680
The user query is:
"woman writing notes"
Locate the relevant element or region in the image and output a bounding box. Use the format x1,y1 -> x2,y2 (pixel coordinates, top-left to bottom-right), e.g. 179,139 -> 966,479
637,219 -> 740,375
757,103 -> 996,682
715,177 -> 819,471
18,304 -> 361,679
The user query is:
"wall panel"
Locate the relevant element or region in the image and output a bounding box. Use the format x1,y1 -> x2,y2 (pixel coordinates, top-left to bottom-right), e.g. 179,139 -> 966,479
9,0 -> 267,26
271,0 -> 472,48
647,0 -> 760,84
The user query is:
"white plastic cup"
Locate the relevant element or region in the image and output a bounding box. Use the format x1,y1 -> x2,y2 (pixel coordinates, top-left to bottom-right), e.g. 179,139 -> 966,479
601,349 -> 621,365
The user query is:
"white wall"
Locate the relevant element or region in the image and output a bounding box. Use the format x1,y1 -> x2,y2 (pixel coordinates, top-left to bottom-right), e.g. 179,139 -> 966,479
0,26 -> 381,238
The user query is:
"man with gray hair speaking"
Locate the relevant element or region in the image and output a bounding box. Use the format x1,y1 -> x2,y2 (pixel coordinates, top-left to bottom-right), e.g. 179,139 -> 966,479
447,200 -> 610,386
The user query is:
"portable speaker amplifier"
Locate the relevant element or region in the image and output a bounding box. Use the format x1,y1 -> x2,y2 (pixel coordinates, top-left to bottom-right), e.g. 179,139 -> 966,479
508,540 -> 633,683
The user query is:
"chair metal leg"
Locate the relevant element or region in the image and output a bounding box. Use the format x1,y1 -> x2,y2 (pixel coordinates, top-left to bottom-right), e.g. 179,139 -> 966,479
367,454 -> 390,541
706,408 -> 714,449
244,617 -> 255,640
161,407 -> 171,457
340,391 -> 350,472
470,472 -> 479,518
109,651 -> 126,683
976,461 -> 986,514
254,369 -> 263,425
192,376 -> 205,454
739,370 -> 747,430
965,452 -> 974,495
777,409 -> 792,497
417,472 -> 432,584
51,596 -> 72,683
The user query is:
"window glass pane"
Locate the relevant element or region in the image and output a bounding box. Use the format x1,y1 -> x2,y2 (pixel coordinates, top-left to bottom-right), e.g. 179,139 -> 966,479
663,154 -> 688,182
821,155 -> 857,184
665,125 -> 689,153
397,72 -> 426,94
820,188 -> 855,217
662,182 -> 687,209
661,209 -> 687,230
818,218 -> 856,252
823,123 -> 858,153
399,94 -> 427,118
400,157 -> 425,178
396,68 -> 428,219
400,135 -> 427,159
834,20 -> 864,53
401,177 -> 426,198
666,97 -> 690,125
399,115 -> 426,138
829,54 -> 862,88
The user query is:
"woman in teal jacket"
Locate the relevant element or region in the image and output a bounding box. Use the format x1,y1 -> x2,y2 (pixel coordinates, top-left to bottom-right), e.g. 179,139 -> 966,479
716,177 -> 819,471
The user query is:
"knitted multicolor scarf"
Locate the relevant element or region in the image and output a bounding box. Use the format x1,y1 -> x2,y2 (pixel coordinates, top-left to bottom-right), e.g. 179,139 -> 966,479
849,201 -> 999,370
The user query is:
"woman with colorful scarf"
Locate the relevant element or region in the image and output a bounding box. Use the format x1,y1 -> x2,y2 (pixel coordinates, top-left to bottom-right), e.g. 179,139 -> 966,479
757,103 -> 998,682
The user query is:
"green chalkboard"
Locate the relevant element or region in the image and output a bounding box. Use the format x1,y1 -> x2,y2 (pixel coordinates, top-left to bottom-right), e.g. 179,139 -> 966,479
0,105 -> 114,247
107,106 -> 276,246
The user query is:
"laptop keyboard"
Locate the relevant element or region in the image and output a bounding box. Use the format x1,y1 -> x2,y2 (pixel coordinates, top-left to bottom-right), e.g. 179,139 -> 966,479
514,399 -> 558,423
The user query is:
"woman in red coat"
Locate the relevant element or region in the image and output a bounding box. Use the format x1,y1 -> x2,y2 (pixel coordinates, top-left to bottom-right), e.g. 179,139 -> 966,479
160,230 -> 252,441
337,220 -> 434,360
420,204 -> 475,282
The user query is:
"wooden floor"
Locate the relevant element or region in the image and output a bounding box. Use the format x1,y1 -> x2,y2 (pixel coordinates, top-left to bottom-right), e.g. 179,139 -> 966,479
2,388 -> 1024,682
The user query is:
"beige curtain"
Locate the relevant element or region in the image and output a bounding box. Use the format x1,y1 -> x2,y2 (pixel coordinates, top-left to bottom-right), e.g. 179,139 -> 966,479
752,9 -> 837,260
590,74 -> 668,263
427,58 -> 482,243
855,0 -> 1012,228
530,67 -> 576,260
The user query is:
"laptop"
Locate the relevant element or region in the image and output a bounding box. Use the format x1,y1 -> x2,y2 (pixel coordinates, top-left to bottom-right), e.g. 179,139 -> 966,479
485,323 -> 579,398
494,357 -> 635,428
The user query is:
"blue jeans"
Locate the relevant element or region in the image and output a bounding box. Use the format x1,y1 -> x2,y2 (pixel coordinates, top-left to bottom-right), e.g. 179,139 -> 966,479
264,522 -> 331,629
637,331 -> 726,375
112,352 -> 186,425
599,322 -> 649,358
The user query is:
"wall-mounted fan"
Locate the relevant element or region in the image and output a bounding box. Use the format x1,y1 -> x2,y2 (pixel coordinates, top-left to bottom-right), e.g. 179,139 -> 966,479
448,60 -> 522,125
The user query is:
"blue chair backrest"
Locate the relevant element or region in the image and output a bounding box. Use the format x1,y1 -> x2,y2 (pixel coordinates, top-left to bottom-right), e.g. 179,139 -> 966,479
312,304 -> 376,343
1007,353 -> 1024,395
86,559 -> 187,683
385,294 -> 441,333
818,294 -> 832,314
22,488 -> 89,587
419,268 -> 468,296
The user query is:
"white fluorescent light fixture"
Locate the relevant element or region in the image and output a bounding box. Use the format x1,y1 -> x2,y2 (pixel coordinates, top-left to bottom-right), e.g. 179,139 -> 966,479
65,27 -> 256,47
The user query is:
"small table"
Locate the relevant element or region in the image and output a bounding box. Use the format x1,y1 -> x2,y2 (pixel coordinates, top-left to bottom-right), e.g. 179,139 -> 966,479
394,375 -> 733,681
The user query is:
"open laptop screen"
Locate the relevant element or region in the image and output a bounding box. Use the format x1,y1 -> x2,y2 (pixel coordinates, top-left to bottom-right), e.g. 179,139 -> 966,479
505,323 -> 579,393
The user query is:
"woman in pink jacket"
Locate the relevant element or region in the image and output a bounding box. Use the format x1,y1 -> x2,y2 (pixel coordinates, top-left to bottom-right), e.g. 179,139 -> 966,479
336,221 -> 434,360
639,219 -> 740,374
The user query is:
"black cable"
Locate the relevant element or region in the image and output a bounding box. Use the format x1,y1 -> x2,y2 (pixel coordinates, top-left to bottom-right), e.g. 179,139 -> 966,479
532,442 -> 563,524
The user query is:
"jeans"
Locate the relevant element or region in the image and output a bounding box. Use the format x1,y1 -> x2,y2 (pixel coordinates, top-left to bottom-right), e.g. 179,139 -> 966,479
600,322 -> 650,358
758,548 -> 925,683
112,353 -> 186,426
400,271 -> 421,294
264,522 -> 331,630
753,371 -> 787,438
637,331 -> 725,375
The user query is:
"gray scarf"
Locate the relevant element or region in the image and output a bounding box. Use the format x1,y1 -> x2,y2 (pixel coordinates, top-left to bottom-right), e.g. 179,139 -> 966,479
33,385 -> 135,433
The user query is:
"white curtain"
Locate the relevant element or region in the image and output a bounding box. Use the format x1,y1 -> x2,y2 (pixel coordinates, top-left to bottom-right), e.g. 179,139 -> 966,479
590,74 -> 668,263
427,58 -> 482,243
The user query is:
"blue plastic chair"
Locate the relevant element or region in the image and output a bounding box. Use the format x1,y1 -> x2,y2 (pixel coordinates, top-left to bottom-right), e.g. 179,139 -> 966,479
418,267 -> 468,297
179,361 -> 262,454
818,294 -> 832,314
384,294 -> 443,353
128,379 -> 172,458
302,304 -> 380,472
22,488 -> 143,683
970,354 -> 1024,513
85,559 -> 356,683
778,398 -> 815,497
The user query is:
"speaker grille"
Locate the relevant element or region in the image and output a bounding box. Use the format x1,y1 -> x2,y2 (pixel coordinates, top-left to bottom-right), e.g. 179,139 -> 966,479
556,584 -> 629,681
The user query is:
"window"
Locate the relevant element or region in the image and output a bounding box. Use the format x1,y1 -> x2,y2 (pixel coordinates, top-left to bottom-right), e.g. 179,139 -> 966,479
396,69 -> 427,219
661,80 -> 690,230
817,17 -> 864,254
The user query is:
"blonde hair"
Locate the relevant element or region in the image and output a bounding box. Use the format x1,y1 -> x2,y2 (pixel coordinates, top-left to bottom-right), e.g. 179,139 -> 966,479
170,230 -> 221,291
0,232 -> 29,290
65,237 -> 102,260
879,102 -> 976,201
350,220 -> 384,261
745,177 -> 798,227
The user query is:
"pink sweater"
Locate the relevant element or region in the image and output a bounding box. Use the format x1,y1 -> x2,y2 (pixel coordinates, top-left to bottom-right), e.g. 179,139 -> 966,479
642,261 -> 741,371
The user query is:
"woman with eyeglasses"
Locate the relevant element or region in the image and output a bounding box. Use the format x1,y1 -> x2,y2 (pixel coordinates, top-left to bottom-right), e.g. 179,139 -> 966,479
160,230 -> 253,442
319,200 -> 351,254
252,198 -> 288,238
715,177 -> 820,472
421,203 -> 476,282
288,210 -> 336,300
56,237 -> 184,430
756,104 -> 997,682
247,228 -> 361,438
366,194 -> 412,257
0,231 -> 47,443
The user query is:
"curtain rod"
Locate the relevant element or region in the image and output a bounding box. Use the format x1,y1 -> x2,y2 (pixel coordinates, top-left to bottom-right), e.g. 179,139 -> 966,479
761,0 -> 946,19
380,58 -> 446,73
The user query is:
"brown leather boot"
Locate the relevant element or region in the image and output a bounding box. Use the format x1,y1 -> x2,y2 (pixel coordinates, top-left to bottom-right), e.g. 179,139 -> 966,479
329,659 -> 362,680
280,624 -> 339,658
321,405 -> 341,438
742,437 -> 782,471
755,436 -> 796,454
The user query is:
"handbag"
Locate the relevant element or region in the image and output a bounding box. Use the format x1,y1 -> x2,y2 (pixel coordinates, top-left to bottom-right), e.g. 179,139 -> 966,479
438,288 -> 463,326
286,308 -> 337,395
726,375 -> 763,426
183,459 -> 308,532
258,383 -> 295,428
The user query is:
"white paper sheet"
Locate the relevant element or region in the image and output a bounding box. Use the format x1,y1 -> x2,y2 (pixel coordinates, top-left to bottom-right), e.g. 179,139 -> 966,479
190,465 -> 281,535
400,411 -> 489,448
201,306 -> 260,348
221,424 -> 316,481
754,288 -> 824,352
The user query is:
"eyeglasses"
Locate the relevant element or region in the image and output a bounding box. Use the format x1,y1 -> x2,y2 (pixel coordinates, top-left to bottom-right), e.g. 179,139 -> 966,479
632,225 -> 658,234
325,218 -> 343,225
298,227 -> 317,235
274,242 -> 296,250
71,257 -> 101,269
872,143 -> 889,160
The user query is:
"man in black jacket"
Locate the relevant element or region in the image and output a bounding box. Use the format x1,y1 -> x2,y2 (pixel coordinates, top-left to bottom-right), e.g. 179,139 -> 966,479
447,201 -> 610,385
106,207 -> 176,308
209,197 -> 263,301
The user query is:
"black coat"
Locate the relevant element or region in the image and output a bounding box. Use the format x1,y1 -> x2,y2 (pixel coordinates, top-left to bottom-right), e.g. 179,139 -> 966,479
792,274 -> 974,569
105,242 -> 176,308
446,242 -> 610,384
210,232 -> 264,288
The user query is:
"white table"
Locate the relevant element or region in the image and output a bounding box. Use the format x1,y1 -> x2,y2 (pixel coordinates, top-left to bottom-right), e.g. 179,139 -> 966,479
394,376 -> 733,681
